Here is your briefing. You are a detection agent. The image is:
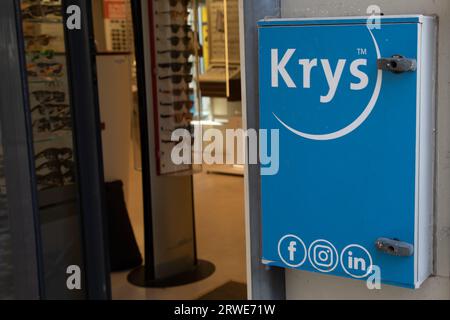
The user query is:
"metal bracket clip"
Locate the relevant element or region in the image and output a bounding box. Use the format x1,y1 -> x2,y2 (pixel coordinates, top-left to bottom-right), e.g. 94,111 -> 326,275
377,55 -> 417,73
375,237 -> 414,257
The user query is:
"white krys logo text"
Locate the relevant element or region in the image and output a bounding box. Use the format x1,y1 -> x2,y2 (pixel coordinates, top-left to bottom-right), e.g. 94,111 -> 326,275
270,28 -> 381,141
271,49 -> 369,103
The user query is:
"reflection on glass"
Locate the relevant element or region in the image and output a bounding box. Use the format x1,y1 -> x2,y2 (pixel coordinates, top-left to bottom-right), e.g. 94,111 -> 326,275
20,0 -> 86,299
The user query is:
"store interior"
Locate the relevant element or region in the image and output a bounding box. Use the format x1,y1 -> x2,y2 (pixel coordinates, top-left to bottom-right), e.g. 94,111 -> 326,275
92,0 -> 246,299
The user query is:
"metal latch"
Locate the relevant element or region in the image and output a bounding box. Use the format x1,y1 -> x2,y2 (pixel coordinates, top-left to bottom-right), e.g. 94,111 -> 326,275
377,55 -> 417,73
375,238 -> 414,257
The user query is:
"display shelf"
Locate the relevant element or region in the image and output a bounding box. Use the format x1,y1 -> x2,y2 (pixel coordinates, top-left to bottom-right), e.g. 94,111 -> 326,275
151,0 -> 202,176
33,131 -> 72,144
25,51 -> 67,56
20,0 -> 78,223
28,78 -> 65,84
22,18 -> 62,24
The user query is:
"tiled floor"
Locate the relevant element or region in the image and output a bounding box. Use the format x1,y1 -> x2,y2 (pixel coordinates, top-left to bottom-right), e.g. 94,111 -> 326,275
111,168 -> 247,300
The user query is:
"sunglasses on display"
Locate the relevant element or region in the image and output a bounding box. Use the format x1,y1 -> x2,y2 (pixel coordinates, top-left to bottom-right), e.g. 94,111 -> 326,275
30,49 -> 55,61
62,170 -> 75,184
159,36 -> 191,46
31,103 -> 69,116
157,49 -> 192,59
36,159 -> 74,173
27,62 -> 63,77
22,4 -> 62,20
161,111 -> 193,123
33,118 -> 51,132
35,147 -> 72,161
175,112 -> 193,123
36,171 -> 64,189
157,24 -> 192,34
51,116 -> 72,131
36,170 -> 74,190
33,115 -> 72,133
159,74 -> 193,84
43,79 -> 65,88
52,116 -> 72,130
32,90 -> 65,103
159,88 -> 194,96
160,100 -> 194,111
158,62 -> 193,73
25,34 -> 56,49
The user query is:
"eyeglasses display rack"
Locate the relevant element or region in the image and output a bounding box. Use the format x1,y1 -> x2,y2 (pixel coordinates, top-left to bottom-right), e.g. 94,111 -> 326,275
127,0 -> 214,289
21,0 -> 76,196
152,0 -> 201,175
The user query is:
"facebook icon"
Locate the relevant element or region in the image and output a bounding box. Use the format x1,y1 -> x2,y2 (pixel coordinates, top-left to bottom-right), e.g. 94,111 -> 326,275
288,241 -> 297,261
278,235 -> 307,267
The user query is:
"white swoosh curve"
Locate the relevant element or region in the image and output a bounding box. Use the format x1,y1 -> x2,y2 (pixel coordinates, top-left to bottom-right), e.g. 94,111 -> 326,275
273,28 -> 382,141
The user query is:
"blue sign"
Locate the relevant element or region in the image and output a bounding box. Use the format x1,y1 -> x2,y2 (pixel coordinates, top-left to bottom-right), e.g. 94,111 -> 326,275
259,16 -> 435,288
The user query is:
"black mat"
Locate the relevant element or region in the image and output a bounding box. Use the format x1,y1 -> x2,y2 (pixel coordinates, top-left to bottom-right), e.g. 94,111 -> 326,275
198,281 -> 247,300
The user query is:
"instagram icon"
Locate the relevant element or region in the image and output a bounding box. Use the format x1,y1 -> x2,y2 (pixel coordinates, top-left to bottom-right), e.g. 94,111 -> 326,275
308,239 -> 339,273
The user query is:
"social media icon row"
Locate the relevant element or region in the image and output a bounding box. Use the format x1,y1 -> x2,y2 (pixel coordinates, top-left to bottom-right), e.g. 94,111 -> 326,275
278,235 -> 373,278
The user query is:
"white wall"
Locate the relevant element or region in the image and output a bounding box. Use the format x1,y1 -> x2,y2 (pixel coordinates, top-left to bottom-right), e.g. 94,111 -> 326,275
281,0 -> 450,299
97,54 -> 133,202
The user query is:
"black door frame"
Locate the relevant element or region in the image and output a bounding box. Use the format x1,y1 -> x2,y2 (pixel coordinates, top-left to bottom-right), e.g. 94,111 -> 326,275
130,0 -> 156,281
0,0 -> 111,299
62,0 -> 111,299
0,0 -> 43,300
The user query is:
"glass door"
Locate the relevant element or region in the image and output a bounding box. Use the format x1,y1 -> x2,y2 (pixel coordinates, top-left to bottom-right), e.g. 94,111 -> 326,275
9,0 -> 110,299
19,0 -> 86,299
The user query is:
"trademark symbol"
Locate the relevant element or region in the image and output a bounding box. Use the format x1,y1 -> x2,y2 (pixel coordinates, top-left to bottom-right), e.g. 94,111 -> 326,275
357,48 -> 367,55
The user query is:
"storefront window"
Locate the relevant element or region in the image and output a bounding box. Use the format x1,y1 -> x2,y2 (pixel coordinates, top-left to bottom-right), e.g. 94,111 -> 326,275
20,0 -> 86,299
